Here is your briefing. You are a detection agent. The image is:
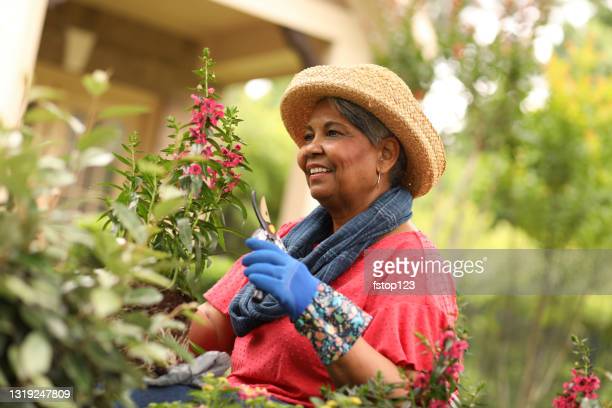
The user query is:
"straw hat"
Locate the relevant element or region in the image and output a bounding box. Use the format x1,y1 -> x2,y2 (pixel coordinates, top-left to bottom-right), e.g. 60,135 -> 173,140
280,64 -> 446,197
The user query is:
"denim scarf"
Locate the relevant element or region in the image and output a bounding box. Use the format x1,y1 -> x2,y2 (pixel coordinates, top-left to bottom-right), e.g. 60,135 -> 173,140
228,187 -> 413,336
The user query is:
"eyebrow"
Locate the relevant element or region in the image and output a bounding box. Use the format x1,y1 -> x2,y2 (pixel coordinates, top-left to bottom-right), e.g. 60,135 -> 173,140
305,121 -> 348,131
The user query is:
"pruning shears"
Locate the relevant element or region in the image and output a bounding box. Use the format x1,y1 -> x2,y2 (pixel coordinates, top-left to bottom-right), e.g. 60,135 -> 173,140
250,190 -> 286,303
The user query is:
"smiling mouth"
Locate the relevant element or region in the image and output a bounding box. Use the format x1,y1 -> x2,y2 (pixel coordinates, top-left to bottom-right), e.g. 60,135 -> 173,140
308,167 -> 332,176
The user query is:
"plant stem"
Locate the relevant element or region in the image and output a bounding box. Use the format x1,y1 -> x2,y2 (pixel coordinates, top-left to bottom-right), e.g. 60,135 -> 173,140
84,96 -> 99,134
146,174 -> 157,224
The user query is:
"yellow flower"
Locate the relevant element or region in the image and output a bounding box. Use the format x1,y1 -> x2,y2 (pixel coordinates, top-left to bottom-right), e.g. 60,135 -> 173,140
349,397 -> 362,405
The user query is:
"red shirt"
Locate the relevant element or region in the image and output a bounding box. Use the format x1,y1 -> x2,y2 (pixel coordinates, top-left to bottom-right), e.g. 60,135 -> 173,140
204,222 -> 457,406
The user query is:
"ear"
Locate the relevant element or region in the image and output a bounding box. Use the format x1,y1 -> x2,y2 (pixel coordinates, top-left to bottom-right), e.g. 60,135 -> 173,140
378,137 -> 400,173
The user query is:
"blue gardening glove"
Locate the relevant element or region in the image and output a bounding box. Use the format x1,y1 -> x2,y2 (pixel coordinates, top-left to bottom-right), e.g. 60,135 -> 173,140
242,238 -> 320,320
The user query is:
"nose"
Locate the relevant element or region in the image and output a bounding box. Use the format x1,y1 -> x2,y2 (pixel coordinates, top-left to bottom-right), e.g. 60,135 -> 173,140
301,133 -> 324,156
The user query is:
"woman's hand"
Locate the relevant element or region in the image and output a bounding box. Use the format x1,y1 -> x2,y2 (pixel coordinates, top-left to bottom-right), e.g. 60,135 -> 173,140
242,238 -> 320,320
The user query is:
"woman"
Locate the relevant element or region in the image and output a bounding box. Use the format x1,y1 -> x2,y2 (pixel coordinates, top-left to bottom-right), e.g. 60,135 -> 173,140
188,64 -> 457,406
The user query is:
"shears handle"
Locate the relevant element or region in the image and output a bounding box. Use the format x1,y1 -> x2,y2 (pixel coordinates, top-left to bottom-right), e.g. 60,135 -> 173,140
249,191 -> 286,303
250,229 -> 286,303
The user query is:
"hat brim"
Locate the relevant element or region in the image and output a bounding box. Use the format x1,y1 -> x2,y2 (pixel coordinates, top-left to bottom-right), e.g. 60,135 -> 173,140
280,68 -> 445,198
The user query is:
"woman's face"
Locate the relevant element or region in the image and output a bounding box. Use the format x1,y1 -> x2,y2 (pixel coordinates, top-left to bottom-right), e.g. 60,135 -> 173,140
297,99 -> 381,209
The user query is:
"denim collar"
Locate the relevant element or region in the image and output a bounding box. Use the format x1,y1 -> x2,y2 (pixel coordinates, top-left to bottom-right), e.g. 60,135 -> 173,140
229,187 -> 413,336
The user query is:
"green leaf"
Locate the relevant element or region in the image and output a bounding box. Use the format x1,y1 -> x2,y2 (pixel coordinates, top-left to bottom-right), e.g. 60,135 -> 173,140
78,125 -> 121,150
79,147 -> 114,168
177,218 -> 193,252
159,185 -> 184,200
149,314 -> 185,333
23,106 -> 65,124
20,332 -> 52,378
112,152 -> 132,166
91,288 -> 122,318
153,197 -> 184,220
111,202 -> 148,244
46,317 -> 68,340
127,343 -> 173,365
159,334 -> 194,364
133,268 -> 172,288
82,70 -> 110,97
124,287 -> 163,306
99,104 -> 150,119
28,86 -> 65,102
62,353 -> 93,397
137,159 -> 166,176
4,276 -> 36,304
111,321 -> 144,340
212,213 -> 226,251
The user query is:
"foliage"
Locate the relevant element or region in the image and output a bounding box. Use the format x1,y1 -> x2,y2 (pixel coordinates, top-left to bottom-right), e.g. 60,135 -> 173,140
552,336 -> 604,407
149,373 -> 289,408
0,71 -> 186,407
147,327 -> 481,408
100,49 -> 249,301
476,30 -> 612,249
218,79 -> 295,258
378,1 -> 612,407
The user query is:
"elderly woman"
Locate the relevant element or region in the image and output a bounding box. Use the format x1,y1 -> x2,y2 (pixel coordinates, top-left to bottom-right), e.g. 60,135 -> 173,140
188,64 -> 457,406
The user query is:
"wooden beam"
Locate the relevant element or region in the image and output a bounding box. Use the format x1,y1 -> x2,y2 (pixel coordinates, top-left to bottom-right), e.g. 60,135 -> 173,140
203,22 -> 288,62
0,0 -> 48,128
209,0 -> 352,42
214,49 -> 302,84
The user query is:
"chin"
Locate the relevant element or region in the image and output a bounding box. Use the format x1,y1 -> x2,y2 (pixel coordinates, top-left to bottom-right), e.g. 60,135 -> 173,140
308,186 -> 332,202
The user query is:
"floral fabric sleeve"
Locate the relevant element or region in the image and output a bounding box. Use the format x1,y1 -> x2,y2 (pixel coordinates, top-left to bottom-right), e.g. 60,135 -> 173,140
293,283 -> 372,365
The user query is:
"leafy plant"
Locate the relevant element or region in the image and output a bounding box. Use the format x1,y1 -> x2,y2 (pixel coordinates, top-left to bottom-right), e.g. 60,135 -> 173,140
146,327 -> 480,408
0,71 -> 185,407
149,373 -> 288,408
552,336 -> 605,408
100,48 -> 249,301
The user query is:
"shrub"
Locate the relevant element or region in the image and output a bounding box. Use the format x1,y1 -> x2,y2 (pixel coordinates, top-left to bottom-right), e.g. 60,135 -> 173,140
100,49 -> 249,301
0,106 -> 179,407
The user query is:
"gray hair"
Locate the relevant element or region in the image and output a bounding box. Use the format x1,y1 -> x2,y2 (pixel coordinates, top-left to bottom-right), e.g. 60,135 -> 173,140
327,97 -> 407,187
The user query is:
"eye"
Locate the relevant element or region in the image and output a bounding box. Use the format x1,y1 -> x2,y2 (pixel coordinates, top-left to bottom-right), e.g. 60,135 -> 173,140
303,133 -> 314,142
327,129 -> 342,137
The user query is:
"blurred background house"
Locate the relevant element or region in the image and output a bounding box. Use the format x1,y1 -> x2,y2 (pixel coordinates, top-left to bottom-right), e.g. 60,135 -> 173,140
2,0 -> 382,221
2,1 -> 612,406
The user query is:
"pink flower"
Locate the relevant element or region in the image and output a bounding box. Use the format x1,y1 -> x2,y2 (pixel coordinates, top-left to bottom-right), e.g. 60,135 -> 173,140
190,128 -> 207,145
202,98 -> 215,112
202,166 -> 218,189
190,94 -> 201,105
220,146 -> 244,168
174,149 -> 190,160
445,363 -> 464,380
553,368 -> 601,407
208,87 -> 215,94
557,393 -> 576,408
587,375 -> 601,391
223,180 -> 239,194
413,371 -> 429,389
204,177 -> 216,189
202,145 -> 213,159
440,330 -> 456,348
447,340 -> 469,360
189,163 -> 202,175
